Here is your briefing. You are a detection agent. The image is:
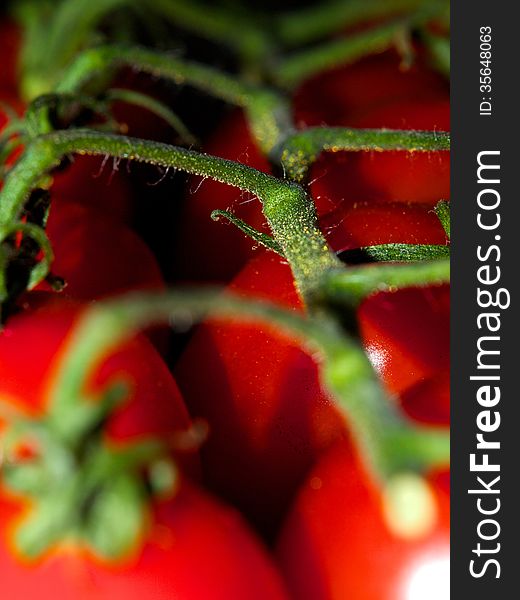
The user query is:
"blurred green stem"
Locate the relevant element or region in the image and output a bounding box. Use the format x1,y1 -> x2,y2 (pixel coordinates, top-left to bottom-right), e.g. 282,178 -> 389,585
58,44 -> 292,155
51,289 -> 450,480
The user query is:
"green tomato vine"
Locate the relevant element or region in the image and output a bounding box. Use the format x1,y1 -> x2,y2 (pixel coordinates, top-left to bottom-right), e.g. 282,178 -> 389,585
0,0 -> 451,557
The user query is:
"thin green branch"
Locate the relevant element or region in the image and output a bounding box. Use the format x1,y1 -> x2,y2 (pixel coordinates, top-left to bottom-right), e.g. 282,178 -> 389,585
276,0 -> 435,46
422,31 -> 450,77
278,127 -> 450,182
211,209 -> 283,255
106,88 -> 198,146
16,0 -> 131,100
274,4 -> 447,87
274,19 -> 404,88
434,200 -> 450,238
322,259 -> 449,306
151,0 -> 272,65
57,44 -> 292,154
58,45 -> 248,103
362,244 -> 450,261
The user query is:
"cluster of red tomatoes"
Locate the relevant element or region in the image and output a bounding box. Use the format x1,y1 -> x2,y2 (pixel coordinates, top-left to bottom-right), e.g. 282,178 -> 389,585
0,15 -> 449,600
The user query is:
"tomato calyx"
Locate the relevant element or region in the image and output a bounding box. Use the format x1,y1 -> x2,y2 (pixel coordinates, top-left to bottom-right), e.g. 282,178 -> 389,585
1,381 -> 177,563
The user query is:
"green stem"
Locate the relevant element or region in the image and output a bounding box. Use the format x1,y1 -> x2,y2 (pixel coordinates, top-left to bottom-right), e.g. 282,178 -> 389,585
50,289 -> 449,481
422,31 -> 450,77
322,341 -> 448,477
211,210 -> 283,255
322,259 -> 449,306
0,129 -> 339,302
278,127 -> 450,182
273,18 -> 409,87
57,44 -> 292,154
16,0 -> 131,100
106,88 -> 198,145
360,244 -> 450,262
276,0 -> 436,46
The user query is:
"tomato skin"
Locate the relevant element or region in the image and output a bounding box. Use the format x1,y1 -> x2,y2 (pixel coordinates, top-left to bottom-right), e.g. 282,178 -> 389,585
0,21 -> 20,96
50,156 -> 134,223
0,480 -> 289,600
399,370 -> 450,425
276,441 -> 449,600
316,192 -> 447,253
41,203 -> 164,300
175,250 -> 347,533
358,284 -> 450,425
292,49 -> 449,128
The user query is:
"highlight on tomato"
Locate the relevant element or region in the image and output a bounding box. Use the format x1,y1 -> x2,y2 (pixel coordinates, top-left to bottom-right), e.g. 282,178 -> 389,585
276,440 -> 449,600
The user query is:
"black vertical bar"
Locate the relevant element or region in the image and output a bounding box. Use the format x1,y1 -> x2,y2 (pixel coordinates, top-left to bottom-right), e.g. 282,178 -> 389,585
452,1 -> 518,596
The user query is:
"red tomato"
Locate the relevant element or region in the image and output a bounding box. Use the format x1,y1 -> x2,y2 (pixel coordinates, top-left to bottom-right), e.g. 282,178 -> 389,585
276,441 -> 449,600
41,203 -> 164,300
0,479 -> 289,600
50,155 -> 134,223
358,285 -> 450,425
2,302 -> 302,599
292,49 -> 448,128
399,370 -> 450,425
0,301 -> 281,593
175,250 -> 347,534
